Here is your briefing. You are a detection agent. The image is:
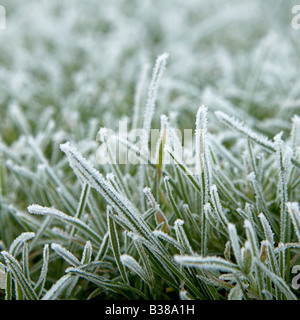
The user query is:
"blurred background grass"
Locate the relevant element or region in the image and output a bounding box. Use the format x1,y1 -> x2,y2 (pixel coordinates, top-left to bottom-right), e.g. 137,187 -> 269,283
0,0 -> 299,137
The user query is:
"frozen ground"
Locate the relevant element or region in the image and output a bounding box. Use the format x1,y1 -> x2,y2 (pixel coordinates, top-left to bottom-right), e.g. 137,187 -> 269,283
0,0 -> 299,300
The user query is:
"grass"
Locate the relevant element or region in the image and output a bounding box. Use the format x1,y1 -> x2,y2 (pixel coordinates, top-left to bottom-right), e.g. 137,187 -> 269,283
0,0 -> 299,300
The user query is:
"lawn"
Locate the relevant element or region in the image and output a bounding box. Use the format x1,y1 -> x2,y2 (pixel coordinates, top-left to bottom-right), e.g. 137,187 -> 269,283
0,0 -> 299,300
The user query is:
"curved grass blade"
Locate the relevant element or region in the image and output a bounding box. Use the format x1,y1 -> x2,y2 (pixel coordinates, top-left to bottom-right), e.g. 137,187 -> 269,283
1,251 -> 38,300
27,205 -> 102,245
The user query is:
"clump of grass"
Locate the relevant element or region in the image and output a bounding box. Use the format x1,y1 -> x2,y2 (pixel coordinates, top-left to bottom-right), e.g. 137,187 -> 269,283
0,0 -> 299,300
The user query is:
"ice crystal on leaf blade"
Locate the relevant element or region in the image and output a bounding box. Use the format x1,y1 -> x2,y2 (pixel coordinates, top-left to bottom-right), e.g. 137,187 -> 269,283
215,111 -> 300,169
8,232 -> 35,256
27,204 -> 102,245
59,142 -> 153,240
287,202 -> 300,241
195,105 -> 212,203
143,53 -> 169,137
174,255 -> 239,273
